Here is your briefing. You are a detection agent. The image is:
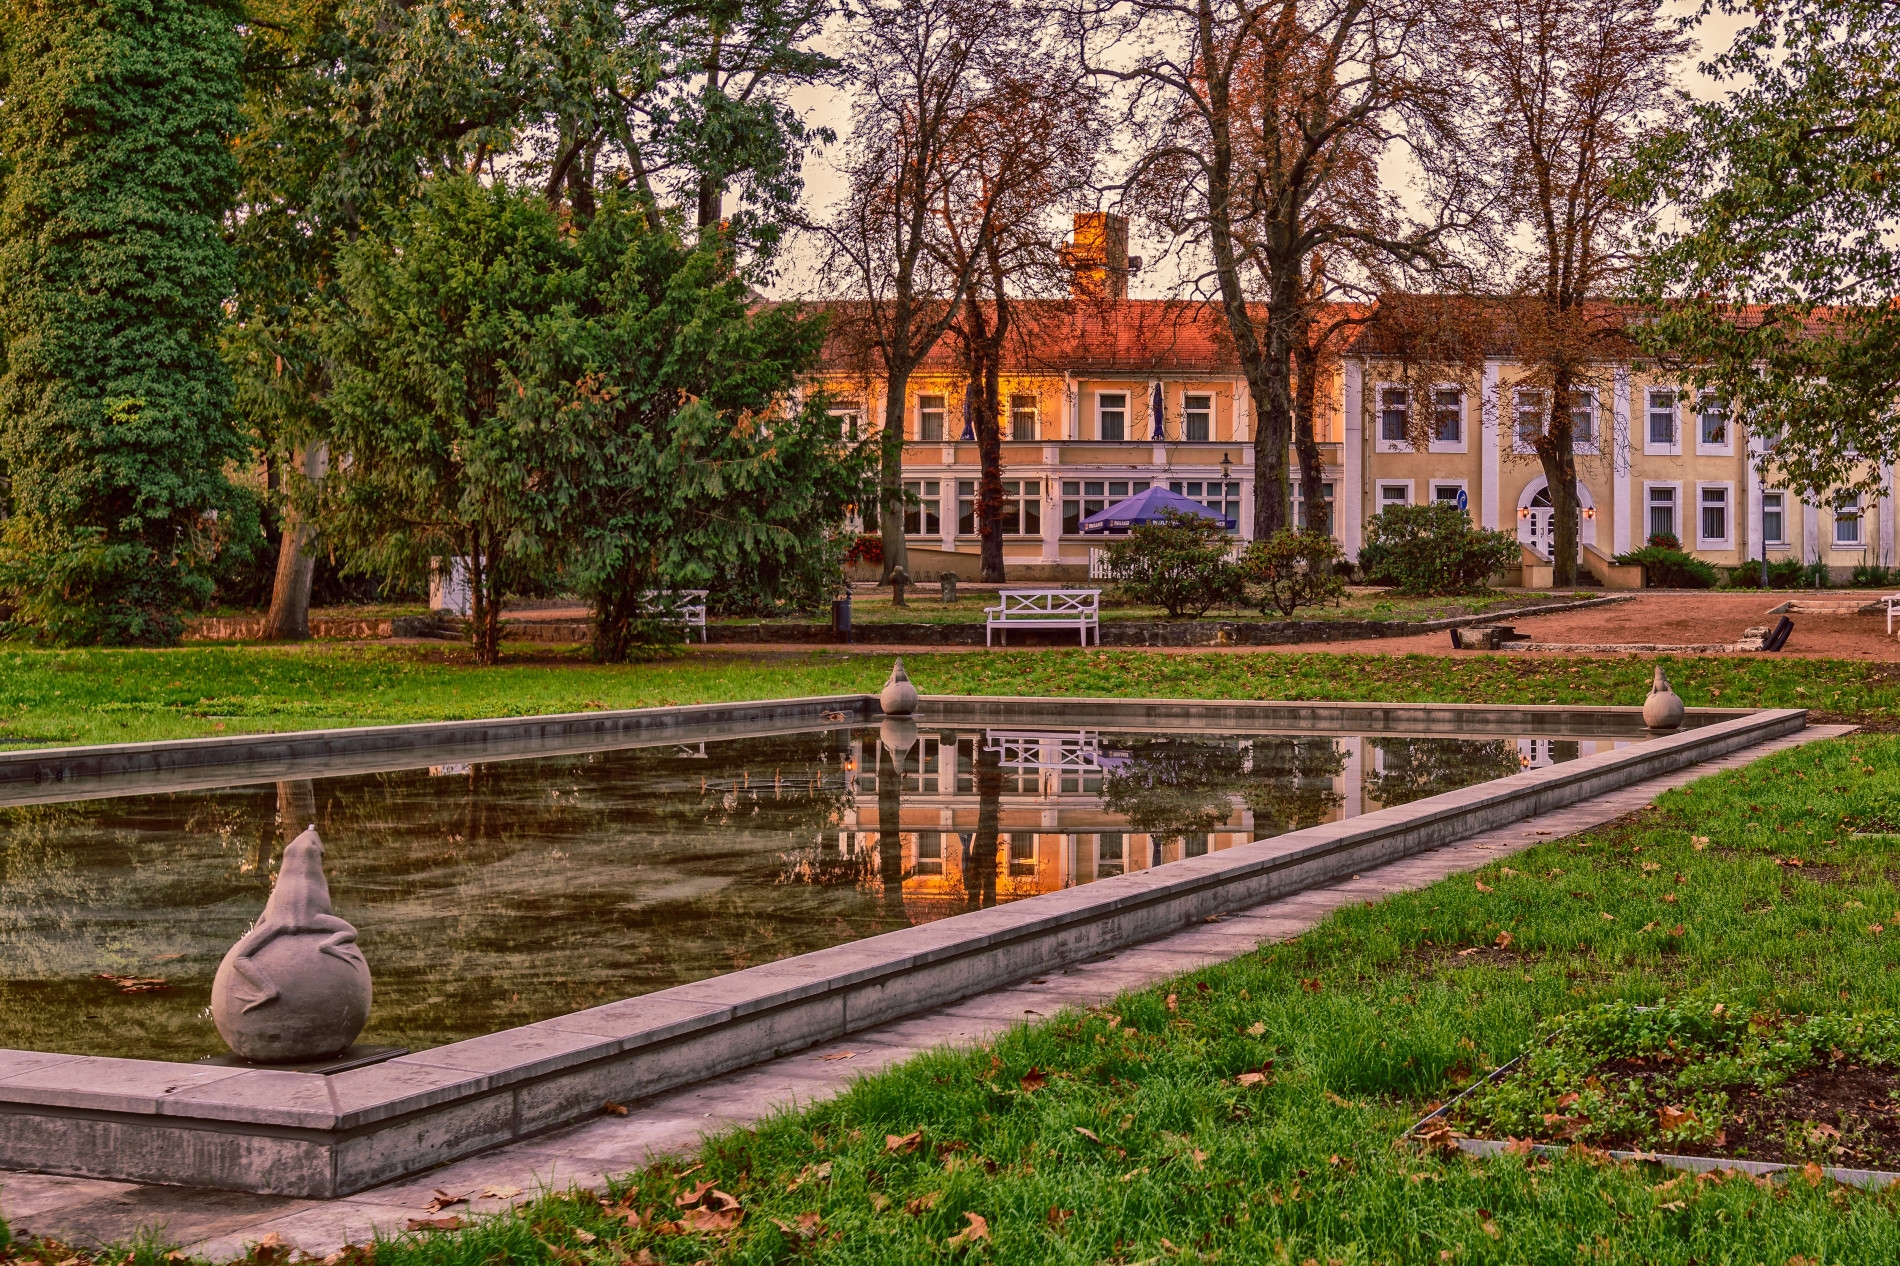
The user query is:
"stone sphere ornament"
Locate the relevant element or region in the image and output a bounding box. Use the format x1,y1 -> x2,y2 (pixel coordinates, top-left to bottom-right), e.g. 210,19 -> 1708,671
212,826 -> 372,1063
1643,665 -> 1685,732
880,657 -> 919,715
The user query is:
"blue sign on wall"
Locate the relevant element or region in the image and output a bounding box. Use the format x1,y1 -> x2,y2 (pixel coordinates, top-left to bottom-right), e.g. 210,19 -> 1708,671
1456,489 -> 1469,513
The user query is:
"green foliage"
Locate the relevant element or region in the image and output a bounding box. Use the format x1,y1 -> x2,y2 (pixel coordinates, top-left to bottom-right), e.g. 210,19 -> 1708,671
1357,502 -> 1519,596
1623,0 -> 1900,502
0,0 -> 249,644
318,176 -> 873,665
1236,528 -> 1347,617
1611,545 -> 1719,589
1851,562 -> 1897,589
1101,511 -> 1244,618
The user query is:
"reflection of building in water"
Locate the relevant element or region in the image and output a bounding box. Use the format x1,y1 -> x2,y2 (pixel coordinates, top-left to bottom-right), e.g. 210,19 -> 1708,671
834,728 -> 1636,922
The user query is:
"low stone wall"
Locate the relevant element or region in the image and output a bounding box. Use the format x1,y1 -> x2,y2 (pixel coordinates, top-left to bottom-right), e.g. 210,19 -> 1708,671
185,615 -> 441,641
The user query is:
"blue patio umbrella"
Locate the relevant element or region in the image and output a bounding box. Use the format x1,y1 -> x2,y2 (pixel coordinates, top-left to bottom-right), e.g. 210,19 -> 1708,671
1080,486 -> 1234,533
1149,381 -> 1164,440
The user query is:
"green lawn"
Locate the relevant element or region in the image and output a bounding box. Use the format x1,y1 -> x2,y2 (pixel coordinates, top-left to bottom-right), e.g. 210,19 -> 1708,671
13,733 -> 1898,1264
0,643 -> 1890,750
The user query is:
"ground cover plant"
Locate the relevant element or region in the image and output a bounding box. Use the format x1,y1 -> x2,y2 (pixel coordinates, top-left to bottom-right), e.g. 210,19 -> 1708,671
11,735 -> 1900,1264
1,643 -> 1894,749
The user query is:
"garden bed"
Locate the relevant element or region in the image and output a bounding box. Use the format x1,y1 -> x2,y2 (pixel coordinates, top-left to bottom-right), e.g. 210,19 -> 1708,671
1438,1000 -> 1900,1172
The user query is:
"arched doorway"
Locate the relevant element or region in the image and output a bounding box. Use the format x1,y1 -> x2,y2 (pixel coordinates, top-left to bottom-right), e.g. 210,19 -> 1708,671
1516,477 -> 1597,553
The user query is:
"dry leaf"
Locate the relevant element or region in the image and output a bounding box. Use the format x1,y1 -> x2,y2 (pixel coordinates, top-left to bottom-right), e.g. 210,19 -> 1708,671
602,1100 -> 629,1116
424,1189 -> 466,1214
1075,1126 -> 1103,1143
676,1180 -> 717,1207
480,1186 -> 523,1200
815,1051 -> 856,1061
573,1231 -> 597,1245
1237,1071 -> 1270,1087
1020,1067 -> 1047,1092
406,1217 -> 463,1232
1475,881 -> 1493,893
945,1212 -> 990,1250
1494,931 -> 1514,948
1601,911 -> 1615,921
1247,1021 -> 1266,1036
1657,1105 -> 1694,1131
1639,921 -> 1659,933
1046,1207 -> 1073,1231
1802,1162 -> 1826,1186
679,1207 -> 742,1234
255,1234 -> 288,1250
906,1191 -> 941,1216
1481,1220 -> 1500,1239
869,1192 -> 892,1212
886,1129 -> 924,1154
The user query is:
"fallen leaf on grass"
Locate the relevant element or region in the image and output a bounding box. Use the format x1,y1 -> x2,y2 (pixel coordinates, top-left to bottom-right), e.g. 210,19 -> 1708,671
1247,1021 -> 1266,1036
1075,1126 -> 1103,1143
771,1212 -> 826,1240
1495,931 -> 1514,948
869,1193 -> 892,1212
1046,1207 -> 1073,1231
1020,1067 -> 1047,1092
1324,1091 -> 1351,1107
1474,881 -> 1493,893
679,1207 -> 742,1233
93,973 -> 171,993
1657,1105 -> 1695,1131
786,1160 -> 832,1192
1481,1220 -> 1500,1239
423,1189 -> 467,1213
886,1130 -> 924,1154
406,1217 -> 463,1232
945,1212 -> 989,1250
906,1191 -> 941,1216
1639,921 -> 1659,933
1301,977 -> 1324,993
1236,1071 -> 1270,1087
572,1230 -> 597,1245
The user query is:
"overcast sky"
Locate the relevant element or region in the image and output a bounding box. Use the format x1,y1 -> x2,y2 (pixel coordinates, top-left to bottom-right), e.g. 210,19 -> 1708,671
764,2 -> 1753,299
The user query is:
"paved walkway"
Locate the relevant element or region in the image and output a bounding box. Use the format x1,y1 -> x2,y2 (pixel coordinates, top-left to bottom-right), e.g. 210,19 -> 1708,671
0,725 -> 1853,1257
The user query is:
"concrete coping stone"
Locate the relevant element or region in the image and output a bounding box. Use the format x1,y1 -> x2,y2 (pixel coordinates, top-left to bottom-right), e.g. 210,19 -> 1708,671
1454,1137 -> 1897,1190
0,705 -> 1803,1135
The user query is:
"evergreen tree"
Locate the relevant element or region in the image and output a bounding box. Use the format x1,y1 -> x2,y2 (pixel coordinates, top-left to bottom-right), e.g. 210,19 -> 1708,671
0,0 -> 249,644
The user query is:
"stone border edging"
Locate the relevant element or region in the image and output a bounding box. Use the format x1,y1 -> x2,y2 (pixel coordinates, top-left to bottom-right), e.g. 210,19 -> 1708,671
1454,1137 -> 1897,1190
0,694 -> 879,800
0,702 -> 1805,1197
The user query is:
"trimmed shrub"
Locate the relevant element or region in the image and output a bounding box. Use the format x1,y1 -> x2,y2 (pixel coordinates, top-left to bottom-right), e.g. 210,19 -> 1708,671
1850,562 -> 1896,589
844,533 -> 883,566
1102,510 -> 1244,618
1237,529 -> 1347,617
1612,545 -> 1718,589
1356,502 -> 1520,595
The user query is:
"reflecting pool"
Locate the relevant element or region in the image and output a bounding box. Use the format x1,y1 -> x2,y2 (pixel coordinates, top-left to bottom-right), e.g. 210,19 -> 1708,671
0,724 -> 1625,1060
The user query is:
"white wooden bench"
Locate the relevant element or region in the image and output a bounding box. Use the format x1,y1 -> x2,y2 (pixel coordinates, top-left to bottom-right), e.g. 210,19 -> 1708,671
985,589 -> 1101,646
1884,592 -> 1900,635
639,589 -> 709,642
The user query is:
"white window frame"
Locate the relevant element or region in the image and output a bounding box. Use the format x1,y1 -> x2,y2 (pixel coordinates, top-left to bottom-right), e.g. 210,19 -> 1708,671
1429,478 -> 1470,510
1428,384 -> 1467,454
1760,490 -> 1789,549
1376,480 -> 1415,511
1510,387 -> 1545,455
1834,495 -> 1865,547
1376,382 -> 1413,451
1695,390 -> 1734,457
1695,480 -> 1734,550
1568,387 -> 1603,456
1643,480 -> 1683,544
1096,390 -> 1128,443
1008,392 -> 1039,442
1181,391 -> 1213,443
1643,387 -> 1681,457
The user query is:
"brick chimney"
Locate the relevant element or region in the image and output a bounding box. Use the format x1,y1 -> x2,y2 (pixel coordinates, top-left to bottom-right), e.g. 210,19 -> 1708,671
1067,212 -> 1135,302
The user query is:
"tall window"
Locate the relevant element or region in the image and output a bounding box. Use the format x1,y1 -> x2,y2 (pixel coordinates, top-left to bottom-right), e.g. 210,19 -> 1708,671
1098,392 -> 1127,441
902,480 -> 940,535
918,395 -> 945,442
1569,390 -> 1597,445
1762,492 -> 1785,544
1184,394 -> 1212,442
1514,389 -> 1546,446
1379,387 -> 1409,441
1168,480 -> 1242,529
1009,393 -> 1038,441
1292,481 -> 1335,530
1062,478 -> 1149,533
1008,832 -> 1037,877
1836,495 -> 1863,545
958,480 -> 1041,535
1698,392 -> 1728,446
913,832 -> 943,876
1096,832 -> 1125,877
1700,485 -> 1728,542
828,402 -> 860,439
1647,389 -> 1676,446
1432,388 -> 1462,443
1648,486 -> 1676,541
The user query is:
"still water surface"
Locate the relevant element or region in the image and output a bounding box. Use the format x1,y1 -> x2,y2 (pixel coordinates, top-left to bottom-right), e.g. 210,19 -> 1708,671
0,724 -> 1622,1060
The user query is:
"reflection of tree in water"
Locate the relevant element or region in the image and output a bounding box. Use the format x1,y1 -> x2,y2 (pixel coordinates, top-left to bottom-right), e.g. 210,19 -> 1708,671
1365,738 -> 1521,807
1101,736 -> 1346,840
1240,738 -> 1348,837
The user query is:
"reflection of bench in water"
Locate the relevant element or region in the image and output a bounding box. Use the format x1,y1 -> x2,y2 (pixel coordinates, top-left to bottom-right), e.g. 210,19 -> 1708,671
982,729 -> 1128,773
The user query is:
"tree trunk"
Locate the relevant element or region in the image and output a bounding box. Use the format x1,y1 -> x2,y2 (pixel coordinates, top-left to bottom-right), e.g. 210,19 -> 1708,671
466,532 -> 504,665
878,736 -> 906,912
1292,339 -> 1328,535
970,738 -> 1001,910
1539,373 -> 1581,587
263,443 -> 327,640
878,369 -> 911,582
1249,352 -> 1294,540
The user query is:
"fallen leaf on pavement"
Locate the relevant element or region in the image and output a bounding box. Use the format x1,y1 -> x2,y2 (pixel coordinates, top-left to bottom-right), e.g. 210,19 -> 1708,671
480,1186 -> 522,1200
602,1101 -> 629,1116
424,1189 -> 466,1213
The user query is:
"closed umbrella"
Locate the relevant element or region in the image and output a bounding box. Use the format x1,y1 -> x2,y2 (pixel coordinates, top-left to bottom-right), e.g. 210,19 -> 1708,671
1150,381 -> 1165,440
960,384 -> 976,441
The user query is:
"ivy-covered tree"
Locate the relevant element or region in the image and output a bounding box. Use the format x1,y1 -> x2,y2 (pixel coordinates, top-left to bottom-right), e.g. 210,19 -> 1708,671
0,0 -> 251,644
1623,0 -> 1900,505
318,176 -> 873,664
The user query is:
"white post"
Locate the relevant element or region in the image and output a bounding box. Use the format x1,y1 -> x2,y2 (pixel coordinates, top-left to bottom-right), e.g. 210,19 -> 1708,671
1481,362 -> 1501,531
1612,366 -> 1632,555
1341,359 -> 1363,554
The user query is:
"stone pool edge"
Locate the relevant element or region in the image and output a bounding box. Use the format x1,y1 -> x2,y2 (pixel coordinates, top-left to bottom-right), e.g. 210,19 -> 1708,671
0,704 -> 1807,1197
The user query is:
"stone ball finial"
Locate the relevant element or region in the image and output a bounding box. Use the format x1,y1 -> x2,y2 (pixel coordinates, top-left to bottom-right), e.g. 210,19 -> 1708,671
1642,664 -> 1685,731
211,826 -> 372,1063
879,715 -> 920,763
880,657 -> 919,715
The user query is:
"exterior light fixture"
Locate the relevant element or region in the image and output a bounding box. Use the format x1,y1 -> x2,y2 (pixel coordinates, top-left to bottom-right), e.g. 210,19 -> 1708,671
1219,452 -> 1233,481
1518,507 -> 1531,519
1583,506 -> 1596,520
